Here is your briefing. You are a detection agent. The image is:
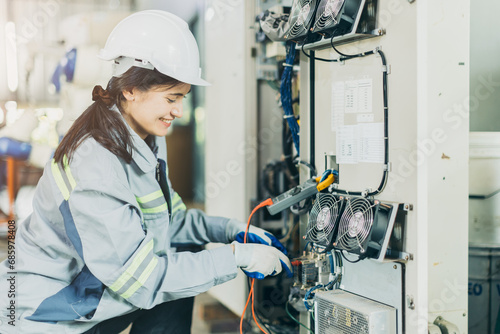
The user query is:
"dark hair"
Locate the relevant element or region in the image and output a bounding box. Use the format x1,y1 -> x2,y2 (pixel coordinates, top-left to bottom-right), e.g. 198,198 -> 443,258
53,67 -> 182,166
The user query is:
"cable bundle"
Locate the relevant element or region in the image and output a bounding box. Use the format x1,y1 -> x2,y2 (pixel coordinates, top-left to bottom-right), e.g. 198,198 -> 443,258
280,41 -> 300,155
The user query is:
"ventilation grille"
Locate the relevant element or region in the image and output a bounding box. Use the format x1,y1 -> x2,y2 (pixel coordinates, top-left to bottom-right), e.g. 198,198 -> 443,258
315,290 -> 396,334
317,297 -> 370,333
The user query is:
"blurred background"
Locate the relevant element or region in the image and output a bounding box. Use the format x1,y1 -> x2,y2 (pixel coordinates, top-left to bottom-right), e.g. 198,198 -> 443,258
0,0 -> 207,225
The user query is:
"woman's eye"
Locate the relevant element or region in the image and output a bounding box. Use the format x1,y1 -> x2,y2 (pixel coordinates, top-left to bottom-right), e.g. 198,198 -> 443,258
167,98 -> 176,103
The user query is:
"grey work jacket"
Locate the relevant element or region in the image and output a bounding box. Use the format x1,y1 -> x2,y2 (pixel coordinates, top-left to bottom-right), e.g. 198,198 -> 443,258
0,118 -> 238,333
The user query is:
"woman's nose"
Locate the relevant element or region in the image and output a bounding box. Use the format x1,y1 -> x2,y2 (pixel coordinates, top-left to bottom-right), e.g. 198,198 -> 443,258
171,105 -> 183,118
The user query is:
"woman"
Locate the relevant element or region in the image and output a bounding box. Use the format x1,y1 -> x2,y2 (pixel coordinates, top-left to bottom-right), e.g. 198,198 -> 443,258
0,10 -> 291,334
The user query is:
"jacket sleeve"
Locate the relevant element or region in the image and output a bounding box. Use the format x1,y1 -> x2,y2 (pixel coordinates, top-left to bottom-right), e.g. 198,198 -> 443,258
61,156 -> 237,309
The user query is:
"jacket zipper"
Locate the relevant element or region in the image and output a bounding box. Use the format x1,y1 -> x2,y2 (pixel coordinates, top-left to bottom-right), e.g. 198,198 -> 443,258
156,160 -> 160,182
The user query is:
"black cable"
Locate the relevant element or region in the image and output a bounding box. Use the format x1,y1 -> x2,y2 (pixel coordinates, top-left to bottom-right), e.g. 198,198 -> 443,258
282,117 -> 299,188
290,197 -> 313,215
341,250 -> 363,263
330,48 -> 389,197
300,34 -> 390,196
300,34 -> 339,63
294,159 -> 317,176
255,310 -> 274,334
469,189 -> 500,199
309,48 -> 316,180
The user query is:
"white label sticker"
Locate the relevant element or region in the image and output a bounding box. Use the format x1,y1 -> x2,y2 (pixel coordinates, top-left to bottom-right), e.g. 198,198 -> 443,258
331,82 -> 346,131
357,114 -> 375,123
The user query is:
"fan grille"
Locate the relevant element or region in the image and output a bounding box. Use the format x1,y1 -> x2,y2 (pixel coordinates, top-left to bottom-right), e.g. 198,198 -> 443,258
336,197 -> 375,253
306,193 -> 340,245
287,0 -> 315,39
313,0 -> 345,32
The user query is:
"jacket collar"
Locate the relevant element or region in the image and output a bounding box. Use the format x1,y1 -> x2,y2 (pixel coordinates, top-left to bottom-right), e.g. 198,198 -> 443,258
110,105 -> 158,173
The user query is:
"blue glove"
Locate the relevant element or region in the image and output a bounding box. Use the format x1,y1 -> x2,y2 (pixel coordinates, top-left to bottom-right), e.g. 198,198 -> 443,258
232,242 -> 292,280
226,220 -> 287,255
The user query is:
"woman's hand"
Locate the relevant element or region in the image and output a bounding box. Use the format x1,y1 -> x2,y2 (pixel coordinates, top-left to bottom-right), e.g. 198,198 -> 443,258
226,220 -> 287,254
232,242 -> 292,280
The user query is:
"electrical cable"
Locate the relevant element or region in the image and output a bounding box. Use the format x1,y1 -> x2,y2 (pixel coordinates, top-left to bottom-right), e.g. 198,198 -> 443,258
329,47 -> 390,197
285,300 -> 314,334
244,279 -> 274,334
281,41 -> 300,154
277,212 -> 298,244
303,241 -> 311,252
304,284 -> 323,310
241,283 -> 254,334
340,249 -> 363,263
304,275 -> 341,311
282,118 -> 299,188
240,198 -> 274,334
290,197 -> 313,215
300,35 -> 339,62
313,245 -> 328,254
294,159 -> 317,175
309,48 -> 316,180
254,308 -> 275,334
252,279 -> 270,334
300,30 -> 390,197
319,169 -> 337,183
469,188 -> 500,199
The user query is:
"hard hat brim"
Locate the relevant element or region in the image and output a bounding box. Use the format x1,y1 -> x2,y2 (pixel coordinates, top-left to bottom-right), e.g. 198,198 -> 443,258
183,77 -> 211,87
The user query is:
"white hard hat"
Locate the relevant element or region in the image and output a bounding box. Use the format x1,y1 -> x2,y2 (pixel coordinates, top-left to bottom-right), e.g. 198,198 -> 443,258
98,10 -> 209,86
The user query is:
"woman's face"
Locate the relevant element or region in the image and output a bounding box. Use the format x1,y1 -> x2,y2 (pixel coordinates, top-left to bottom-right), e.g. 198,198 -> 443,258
121,83 -> 191,139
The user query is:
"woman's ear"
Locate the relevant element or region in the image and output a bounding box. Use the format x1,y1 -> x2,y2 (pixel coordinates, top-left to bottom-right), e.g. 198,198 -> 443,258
122,88 -> 136,102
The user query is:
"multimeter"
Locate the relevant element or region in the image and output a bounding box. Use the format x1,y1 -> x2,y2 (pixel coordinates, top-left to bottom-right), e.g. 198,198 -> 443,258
266,173 -> 335,215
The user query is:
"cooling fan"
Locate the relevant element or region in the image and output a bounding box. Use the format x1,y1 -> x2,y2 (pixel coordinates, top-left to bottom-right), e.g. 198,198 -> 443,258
305,193 -> 343,248
311,0 -> 363,38
284,0 -> 321,42
334,197 -> 393,259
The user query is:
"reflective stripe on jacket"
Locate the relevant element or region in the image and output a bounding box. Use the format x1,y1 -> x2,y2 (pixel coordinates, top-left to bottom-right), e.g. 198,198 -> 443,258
0,118 -> 238,333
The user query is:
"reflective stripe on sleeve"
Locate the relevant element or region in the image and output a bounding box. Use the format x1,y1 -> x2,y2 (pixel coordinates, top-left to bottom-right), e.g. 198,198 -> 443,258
51,156 -> 77,200
51,160 -> 71,200
136,190 -> 168,214
136,190 -> 163,204
171,192 -> 187,213
63,155 -> 77,189
120,257 -> 159,299
108,239 -> 158,299
141,203 -> 168,214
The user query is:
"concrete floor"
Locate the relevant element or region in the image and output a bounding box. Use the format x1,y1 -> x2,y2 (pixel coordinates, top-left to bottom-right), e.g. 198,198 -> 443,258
0,236 -> 240,334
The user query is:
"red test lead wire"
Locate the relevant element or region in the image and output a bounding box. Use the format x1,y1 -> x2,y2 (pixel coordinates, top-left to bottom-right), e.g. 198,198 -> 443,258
239,198 -> 273,334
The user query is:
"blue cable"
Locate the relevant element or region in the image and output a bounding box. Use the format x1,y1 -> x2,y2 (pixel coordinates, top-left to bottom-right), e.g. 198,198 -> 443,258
303,241 -> 311,252
319,169 -> 339,183
280,41 -> 300,155
319,169 -> 332,183
304,284 -> 323,310
304,276 -> 341,310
